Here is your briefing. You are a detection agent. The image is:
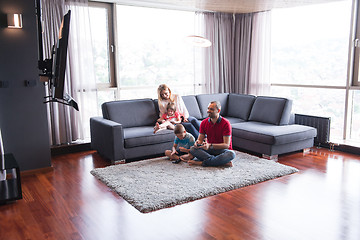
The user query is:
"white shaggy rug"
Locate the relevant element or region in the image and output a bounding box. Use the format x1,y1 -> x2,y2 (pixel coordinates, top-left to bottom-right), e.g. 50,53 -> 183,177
90,151 -> 298,213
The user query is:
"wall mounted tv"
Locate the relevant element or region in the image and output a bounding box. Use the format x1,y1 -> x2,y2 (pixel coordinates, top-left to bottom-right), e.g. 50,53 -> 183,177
36,1 -> 78,111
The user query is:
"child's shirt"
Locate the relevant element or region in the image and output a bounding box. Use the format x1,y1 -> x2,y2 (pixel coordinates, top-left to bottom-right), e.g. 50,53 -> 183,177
174,132 -> 195,149
162,111 -> 180,121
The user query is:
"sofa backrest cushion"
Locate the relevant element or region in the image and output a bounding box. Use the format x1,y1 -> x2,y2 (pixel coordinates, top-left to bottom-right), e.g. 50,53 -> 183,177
248,96 -> 293,125
196,93 -> 229,119
182,95 -> 202,119
227,94 -> 256,121
153,99 -> 160,116
102,99 -> 158,128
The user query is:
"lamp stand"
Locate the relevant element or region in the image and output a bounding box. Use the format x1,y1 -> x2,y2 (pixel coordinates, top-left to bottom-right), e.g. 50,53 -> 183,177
0,128 -> 6,181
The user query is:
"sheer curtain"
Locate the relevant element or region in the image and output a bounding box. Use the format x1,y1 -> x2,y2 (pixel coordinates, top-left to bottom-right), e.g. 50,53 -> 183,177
199,11 -> 271,95
41,0 -> 97,145
248,11 -> 271,96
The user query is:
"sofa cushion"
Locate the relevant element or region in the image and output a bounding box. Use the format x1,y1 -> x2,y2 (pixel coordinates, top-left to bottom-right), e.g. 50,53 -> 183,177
232,122 -> 317,145
102,99 -> 158,128
248,96 -> 292,125
124,126 -> 174,148
153,99 -> 160,116
225,117 -> 247,125
196,93 -> 229,119
182,95 -> 202,119
228,94 -> 256,121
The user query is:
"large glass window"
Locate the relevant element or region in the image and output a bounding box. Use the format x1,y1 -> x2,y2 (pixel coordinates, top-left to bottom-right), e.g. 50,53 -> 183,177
270,1 -> 353,142
271,2 -> 351,86
115,5 -> 201,100
353,0 -> 360,86
88,4 -> 202,112
89,2 -> 115,88
349,90 -> 360,141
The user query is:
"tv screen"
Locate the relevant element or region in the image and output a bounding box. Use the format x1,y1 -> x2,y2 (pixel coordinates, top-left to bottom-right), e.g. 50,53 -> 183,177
36,1 -> 78,111
51,10 -> 71,100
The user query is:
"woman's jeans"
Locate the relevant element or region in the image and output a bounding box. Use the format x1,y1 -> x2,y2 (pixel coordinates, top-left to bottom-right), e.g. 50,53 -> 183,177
189,147 -> 236,167
182,116 -> 201,139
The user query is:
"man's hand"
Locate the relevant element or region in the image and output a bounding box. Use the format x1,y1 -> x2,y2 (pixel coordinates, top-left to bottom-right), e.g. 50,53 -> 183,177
201,142 -> 210,150
194,141 -> 209,150
171,149 -> 177,155
194,140 -> 203,148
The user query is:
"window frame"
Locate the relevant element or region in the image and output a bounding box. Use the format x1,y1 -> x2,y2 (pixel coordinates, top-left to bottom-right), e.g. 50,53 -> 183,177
352,0 -> 360,86
89,1 -> 116,89
270,0 -> 357,143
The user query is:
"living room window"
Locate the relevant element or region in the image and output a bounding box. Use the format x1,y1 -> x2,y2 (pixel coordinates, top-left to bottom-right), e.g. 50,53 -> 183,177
115,5 -> 202,100
89,2 -> 116,88
270,0 -> 356,143
89,2 -> 117,110
88,3 -> 202,108
352,0 -> 360,87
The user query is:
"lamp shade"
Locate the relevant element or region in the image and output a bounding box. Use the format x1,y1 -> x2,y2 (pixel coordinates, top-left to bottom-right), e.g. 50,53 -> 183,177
7,13 -> 22,28
185,35 -> 211,47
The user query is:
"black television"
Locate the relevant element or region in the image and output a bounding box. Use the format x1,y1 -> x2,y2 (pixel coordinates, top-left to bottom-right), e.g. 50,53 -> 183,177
36,0 -> 78,111
51,10 -> 70,100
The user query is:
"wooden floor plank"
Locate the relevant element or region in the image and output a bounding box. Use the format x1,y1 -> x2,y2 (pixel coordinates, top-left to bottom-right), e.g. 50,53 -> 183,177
1,148 -> 360,240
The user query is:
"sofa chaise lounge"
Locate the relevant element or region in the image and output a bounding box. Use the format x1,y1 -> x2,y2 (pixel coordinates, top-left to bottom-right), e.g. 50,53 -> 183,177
90,93 -> 317,163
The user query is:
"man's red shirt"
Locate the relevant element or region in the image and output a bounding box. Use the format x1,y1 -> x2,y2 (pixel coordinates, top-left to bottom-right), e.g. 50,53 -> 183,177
199,116 -> 233,150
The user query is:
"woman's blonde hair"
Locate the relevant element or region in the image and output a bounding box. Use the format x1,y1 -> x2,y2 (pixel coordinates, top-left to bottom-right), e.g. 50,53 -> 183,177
157,84 -> 174,102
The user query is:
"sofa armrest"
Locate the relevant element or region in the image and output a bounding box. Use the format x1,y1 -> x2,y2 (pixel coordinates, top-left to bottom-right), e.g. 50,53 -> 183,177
90,117 -> 125,163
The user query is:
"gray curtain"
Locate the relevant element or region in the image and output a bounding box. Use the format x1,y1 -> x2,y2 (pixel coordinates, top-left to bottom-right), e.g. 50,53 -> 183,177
41,0 -> 70,145
41,0 -> 97,145
199,11 -> 271,95
201,12 -> 233,93
234,14 -> 253,94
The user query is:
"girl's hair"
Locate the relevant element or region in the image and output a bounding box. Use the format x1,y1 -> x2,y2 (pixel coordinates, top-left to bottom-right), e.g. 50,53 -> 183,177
174,124 -> 185,134
166,102 -> 176,112
157,84 -> 174,102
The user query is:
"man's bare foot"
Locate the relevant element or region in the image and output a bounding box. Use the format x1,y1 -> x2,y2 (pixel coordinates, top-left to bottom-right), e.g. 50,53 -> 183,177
188,160 -> 202,166
180,154 -> 191,160
224,161 -> 233,167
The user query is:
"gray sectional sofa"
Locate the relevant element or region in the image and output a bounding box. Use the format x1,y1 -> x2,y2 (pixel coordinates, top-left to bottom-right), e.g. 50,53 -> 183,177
90,93 -> 317,163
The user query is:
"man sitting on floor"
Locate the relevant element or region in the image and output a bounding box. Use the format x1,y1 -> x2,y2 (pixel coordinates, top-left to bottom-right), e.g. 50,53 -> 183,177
187,100 -> 235,167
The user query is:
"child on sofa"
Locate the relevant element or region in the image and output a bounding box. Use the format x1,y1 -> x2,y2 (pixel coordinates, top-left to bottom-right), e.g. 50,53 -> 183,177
165,124 -> 195,164
154,102 -> 182,133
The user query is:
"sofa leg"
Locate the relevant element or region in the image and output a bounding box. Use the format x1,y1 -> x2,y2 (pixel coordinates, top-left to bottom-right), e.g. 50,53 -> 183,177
113,159 -> 126,164
303,148 -> 311,155
262,154 -> 278,161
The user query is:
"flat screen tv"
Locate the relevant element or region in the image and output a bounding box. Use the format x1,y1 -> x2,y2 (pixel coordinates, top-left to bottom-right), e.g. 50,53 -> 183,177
51,10 -> 70,100
36,1 -> 78,111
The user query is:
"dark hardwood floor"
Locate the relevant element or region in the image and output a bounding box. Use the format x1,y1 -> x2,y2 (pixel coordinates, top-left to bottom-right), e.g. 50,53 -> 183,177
1,147 -> 360,240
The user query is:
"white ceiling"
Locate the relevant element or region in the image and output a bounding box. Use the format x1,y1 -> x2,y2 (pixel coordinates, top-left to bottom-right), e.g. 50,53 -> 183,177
98,0 -> 347,13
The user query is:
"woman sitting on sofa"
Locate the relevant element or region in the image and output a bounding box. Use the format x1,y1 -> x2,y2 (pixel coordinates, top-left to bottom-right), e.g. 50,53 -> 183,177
155,84 -> 200,138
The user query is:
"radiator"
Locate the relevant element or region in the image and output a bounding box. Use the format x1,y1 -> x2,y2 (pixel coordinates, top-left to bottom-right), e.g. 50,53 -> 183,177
295,114 -> 331,145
